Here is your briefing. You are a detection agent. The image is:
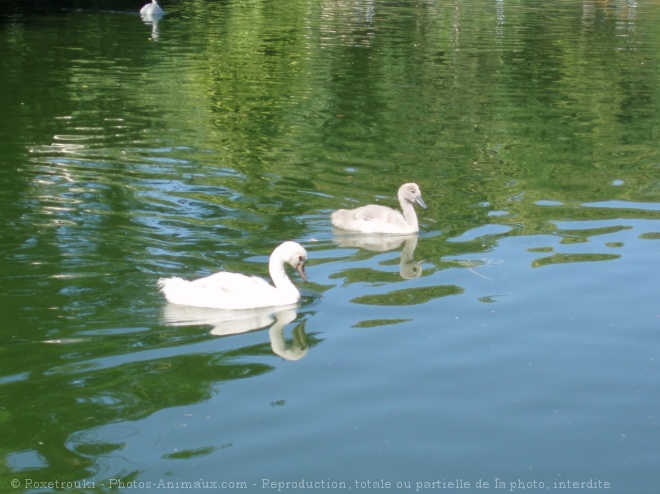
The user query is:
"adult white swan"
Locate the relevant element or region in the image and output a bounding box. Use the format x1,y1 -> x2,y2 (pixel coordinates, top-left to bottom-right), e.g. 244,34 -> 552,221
331,183 -> 427,234
158,241 -> 307,310
140,0 -> 164,16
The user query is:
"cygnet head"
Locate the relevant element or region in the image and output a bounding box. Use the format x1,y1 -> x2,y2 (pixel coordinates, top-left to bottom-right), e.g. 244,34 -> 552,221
399,183 -> 427,210
274,241 -> 307,282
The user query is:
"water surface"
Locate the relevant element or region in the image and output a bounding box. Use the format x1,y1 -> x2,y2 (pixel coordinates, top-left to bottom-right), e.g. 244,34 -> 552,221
0,0 -> 658,492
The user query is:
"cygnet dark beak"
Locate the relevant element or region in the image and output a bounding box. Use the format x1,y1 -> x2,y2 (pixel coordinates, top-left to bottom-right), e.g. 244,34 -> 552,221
415,195 -> 428,210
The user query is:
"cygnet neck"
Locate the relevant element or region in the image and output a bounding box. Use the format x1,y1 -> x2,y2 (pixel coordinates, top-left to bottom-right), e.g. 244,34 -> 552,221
398,195 -> 420,231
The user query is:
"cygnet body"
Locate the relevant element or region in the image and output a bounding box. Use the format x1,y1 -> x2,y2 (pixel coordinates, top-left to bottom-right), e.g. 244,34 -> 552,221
140,0 -> 164,16
158,241 -> 307,310
331,183 -> 427,234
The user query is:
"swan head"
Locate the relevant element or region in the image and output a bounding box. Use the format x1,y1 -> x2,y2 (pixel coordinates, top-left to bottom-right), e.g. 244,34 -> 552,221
273,241 -> 307,282
398,183 -> 427,210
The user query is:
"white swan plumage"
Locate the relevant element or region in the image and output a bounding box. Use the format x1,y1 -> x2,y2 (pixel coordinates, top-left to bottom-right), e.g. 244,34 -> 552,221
331,183 -> 427,234
158,241 -> 307,310
140,0 -> 164,16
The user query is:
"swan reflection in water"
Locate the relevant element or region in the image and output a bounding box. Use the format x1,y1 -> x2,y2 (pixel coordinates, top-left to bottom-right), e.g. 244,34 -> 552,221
140,1 -> 165,41
161,304 -> 309,361
333,233 -> 422,279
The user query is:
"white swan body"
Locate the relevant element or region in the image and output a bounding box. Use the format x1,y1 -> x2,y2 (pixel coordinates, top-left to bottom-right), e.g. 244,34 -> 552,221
140,0 -> 164,16
158,242 -> 307,310
331,183 -> 427,234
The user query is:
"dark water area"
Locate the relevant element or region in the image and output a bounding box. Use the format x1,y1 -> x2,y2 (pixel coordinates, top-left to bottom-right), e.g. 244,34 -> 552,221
0,0 -> 658,492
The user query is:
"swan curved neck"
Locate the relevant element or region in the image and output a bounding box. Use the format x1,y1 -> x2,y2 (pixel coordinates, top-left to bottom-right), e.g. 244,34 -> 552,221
399,197 -> 419,229
269,254 -> 298,295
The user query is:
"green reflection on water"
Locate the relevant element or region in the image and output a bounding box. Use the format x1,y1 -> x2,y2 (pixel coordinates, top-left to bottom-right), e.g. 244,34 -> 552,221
0,0 -> 658,488
351,285 -> 464,306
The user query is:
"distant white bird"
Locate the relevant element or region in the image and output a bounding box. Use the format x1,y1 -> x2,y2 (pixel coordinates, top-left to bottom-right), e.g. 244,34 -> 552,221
140,0 -> 164,16
158,242 -> 307,310
331,183 -> 427,234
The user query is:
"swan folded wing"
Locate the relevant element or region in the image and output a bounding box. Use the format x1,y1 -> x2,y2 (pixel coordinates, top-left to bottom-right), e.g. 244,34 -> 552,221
353,205 -> 403,223
194,272 -> 274,294
333,205 -> 405,232
159,273 -> 277,309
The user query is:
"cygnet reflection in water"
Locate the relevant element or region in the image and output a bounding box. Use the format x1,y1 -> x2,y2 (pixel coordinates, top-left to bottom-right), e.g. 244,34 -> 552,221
161,304 -> 309,361
333,233 -> 422,279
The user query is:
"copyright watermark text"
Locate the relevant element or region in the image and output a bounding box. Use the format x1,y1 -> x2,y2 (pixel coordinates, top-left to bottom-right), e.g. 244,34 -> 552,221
10,478 -> 248,490
9,476 -> 613,491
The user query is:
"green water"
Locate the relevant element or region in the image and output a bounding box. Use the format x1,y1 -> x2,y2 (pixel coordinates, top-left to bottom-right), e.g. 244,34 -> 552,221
0,0 -> 659,492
